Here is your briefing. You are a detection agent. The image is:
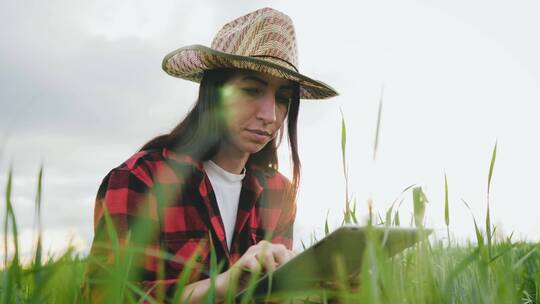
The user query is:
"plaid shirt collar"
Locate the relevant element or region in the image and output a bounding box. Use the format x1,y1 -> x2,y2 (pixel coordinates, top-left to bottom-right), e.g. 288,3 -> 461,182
162,148 -> 264,262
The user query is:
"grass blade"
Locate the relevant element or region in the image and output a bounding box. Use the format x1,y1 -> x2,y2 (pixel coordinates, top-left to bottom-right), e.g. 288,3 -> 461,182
393,210 -> 400,226
351,199 -> 358,224
29,165 -> 45,302
444,173 -> 450,247
512,247 -> 537,271
444,248 -> 480,295
34,165 -> 44,274
170,242 -> 204,304
339,108 -> 351,223
372,85 -> 384,161
444,173 -> 449,226
324,210 -> 330,236
3,166 -> 13,267
2,166 -> 21,304
487,141 -> 498,195
2,166 -> 14,304
339,108 -> 347,169
486,141 -> 497,258
412,187 -> 428,228
385,205 -> 393,227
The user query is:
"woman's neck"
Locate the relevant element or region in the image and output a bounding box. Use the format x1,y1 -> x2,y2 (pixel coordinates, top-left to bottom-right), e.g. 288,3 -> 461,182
211,145 -> 249,174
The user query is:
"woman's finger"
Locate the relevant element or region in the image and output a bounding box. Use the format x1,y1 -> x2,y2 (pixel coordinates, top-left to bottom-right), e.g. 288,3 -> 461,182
241,255 -> 261,273
258,248 -> 277,272
271,245 -> 289,266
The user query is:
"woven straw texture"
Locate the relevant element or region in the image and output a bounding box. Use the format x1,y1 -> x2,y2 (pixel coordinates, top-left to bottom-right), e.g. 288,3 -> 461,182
163,7 -> 338,99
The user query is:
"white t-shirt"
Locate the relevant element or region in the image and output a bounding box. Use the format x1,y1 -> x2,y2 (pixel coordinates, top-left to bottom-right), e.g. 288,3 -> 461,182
202,160 -> 245,250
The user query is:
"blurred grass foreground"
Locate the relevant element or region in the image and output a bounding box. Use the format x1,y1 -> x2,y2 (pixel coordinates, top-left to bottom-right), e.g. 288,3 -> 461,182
1,122 -> 539,303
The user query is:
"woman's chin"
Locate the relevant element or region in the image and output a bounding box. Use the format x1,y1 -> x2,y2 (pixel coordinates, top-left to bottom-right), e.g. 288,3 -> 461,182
246,145 -> 265,154
242,142 -> 268,155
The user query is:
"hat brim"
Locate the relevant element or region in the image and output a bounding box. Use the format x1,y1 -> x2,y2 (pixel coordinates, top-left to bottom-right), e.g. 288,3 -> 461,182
162,45 -> 338,100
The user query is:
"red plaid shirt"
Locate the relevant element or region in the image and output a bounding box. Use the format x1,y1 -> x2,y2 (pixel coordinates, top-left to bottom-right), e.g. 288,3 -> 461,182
87,147 -> 296,299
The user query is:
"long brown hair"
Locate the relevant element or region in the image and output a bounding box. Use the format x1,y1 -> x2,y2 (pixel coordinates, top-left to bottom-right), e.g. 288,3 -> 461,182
139,68 -> 301,192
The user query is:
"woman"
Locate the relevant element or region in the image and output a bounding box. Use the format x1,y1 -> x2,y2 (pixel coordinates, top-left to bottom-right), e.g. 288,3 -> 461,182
86,7 -> 338,303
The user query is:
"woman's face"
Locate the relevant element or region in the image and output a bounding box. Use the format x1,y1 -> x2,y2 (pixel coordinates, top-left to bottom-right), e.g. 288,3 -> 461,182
218,70 -> 295,157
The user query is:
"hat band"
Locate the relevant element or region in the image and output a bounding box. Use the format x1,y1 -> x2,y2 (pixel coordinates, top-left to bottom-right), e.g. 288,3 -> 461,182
249,54 -> 298,72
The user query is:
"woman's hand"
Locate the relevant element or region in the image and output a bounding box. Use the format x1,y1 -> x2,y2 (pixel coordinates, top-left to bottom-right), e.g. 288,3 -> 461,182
216,240 -> 296,298
234,240 -> 295,273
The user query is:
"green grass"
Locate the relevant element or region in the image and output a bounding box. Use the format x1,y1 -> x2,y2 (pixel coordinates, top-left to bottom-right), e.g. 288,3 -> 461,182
0,160 -> 540,303
1,119 -> 539,303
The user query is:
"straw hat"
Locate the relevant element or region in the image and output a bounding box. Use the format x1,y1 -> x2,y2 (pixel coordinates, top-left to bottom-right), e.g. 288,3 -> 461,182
162,7 -> 338,100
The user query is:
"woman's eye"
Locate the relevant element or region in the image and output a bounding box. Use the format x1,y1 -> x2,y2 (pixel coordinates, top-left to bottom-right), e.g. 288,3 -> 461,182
242,88 -> 261,95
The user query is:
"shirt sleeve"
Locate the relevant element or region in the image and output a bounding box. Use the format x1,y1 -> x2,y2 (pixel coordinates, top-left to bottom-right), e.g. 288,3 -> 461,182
85,168 -> 180,302
270,177 -> 297,250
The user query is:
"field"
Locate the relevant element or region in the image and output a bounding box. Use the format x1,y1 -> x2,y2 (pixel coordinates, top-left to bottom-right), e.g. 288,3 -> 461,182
1,119 -> 539,303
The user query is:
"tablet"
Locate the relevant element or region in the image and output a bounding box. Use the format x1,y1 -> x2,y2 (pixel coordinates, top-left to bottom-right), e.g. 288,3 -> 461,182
235,225 -> 431,301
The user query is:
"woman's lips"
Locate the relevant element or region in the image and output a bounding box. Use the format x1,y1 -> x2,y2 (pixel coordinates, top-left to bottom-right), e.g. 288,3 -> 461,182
246,129 -> 272,142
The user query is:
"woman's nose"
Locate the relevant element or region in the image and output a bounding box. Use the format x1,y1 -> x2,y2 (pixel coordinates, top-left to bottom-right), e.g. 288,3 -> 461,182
256,93 -> 277,124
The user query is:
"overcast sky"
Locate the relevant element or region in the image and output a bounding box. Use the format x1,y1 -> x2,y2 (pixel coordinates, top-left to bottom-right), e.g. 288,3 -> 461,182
1,0 -> 540,260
